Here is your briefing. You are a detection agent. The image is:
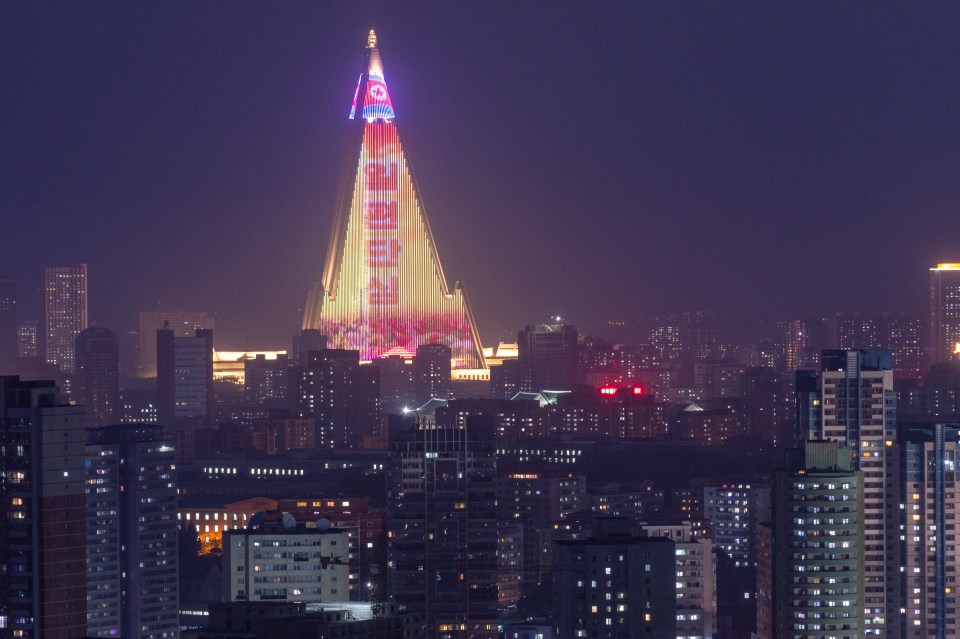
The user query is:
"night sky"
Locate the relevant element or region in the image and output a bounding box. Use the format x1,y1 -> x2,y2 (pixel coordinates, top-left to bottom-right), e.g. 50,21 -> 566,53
4,2 -> 960,348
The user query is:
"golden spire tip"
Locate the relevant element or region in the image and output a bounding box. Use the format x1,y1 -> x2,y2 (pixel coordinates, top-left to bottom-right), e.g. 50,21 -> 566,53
367,29 -> 377,49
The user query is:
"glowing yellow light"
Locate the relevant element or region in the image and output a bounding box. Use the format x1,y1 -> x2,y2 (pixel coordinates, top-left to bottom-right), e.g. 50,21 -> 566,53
933,263 -> 960,270
954,342 -> 960,355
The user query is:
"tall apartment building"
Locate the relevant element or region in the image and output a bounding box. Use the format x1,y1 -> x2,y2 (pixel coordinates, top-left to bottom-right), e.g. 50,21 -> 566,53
16,320 -> 38,359
897,422 -> 960,637
518,322 -> 580,392
810,350 -> 898,638
387,415 -> 498,639
639,522 -> 716,639
552,517 -> 677,639
86,424 -> 179,639
41,264 -> 89,374
0,277 -> 15,375
0,377 -> 87,639
497,473 -> 587,595
414,343 -> 452,405
930,263 -> 960,366
244,353 -> 291,406
293,350 -> 379,449
756,440 -> 865,639
157,328 -> 214,430
138,310 -> 214,377
703,483 -> 770,568
75,326 -> 120,427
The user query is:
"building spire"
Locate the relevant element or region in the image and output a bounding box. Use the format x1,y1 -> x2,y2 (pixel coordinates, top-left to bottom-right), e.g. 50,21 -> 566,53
349,29 -> 395,120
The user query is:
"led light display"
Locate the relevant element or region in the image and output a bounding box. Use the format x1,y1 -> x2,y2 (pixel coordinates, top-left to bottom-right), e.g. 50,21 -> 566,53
303,31 -> 485,370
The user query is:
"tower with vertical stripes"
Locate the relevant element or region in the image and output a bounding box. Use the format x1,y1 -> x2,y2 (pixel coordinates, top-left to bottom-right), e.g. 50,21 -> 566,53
302,30 -> 486,372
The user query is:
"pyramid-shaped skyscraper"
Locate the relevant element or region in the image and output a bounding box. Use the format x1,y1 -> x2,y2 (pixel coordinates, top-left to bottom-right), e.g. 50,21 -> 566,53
303,30 -> 486,371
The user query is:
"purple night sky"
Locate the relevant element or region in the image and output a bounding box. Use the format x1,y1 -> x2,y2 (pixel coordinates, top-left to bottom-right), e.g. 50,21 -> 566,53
3,2 -> 960,348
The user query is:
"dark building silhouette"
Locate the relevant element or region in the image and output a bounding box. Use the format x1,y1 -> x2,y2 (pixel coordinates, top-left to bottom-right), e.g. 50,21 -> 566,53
387,414 -> 498,639
741,366 -> 794,447
244,353 -> 291,407
553,517 -> 677,639
156,327 -> 214,430
377,353 -> 415,414
0,376 -> 87,639
291,328 -> 326,367
75,326 -> 120,427
293,349 -> 380,449
0,277 -> 16,375
414,343 -> 451,406
86,424 -> 179,638
518,322 -> 580,392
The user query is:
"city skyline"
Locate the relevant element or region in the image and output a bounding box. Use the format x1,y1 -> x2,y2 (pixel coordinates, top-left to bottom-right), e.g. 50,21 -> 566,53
4,4 -> 960,348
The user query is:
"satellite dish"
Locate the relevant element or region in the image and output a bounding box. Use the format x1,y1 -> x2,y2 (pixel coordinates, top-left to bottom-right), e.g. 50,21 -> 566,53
248,512 -> 267,529
281,512 -> 297,531
315,518 -> 333,532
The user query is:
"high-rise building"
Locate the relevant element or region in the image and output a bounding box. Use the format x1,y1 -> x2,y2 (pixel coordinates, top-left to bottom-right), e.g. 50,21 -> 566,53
414,343 -> 451,406
75,326 -> 120,427
0,277 -> 16,374
377,353 -> 415,414
16,320 -> 37,359
0,376 -> 87,639
896,422 -> 960,637
301,30 -> 485,372
703,483 -> 770,568
157,328 -> 214,429
808,350 -> 898,638
41,264 -> 89,374
756,440 -> 865,639
244,353 -> 291,406
293,349 -> 380,449
387,414 -> 498,639
553,517 -> 677,639
741,366 -> 794,447
86,424 -> 179,639
291,328 -> 327,367
518,322 -> 580,392
930,263 -> 960,366
639,523 -> 716,639
497,473 -> 586,596
139,310 -> 214,377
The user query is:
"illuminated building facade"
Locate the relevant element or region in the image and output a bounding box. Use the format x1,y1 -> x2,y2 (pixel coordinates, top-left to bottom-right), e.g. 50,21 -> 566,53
302,30 -> 485,372
86,424 -> 179,639
756,440 -> 865,639
41,263 -> 88,375
808,350 -> 898,638
930,263 -> 960,365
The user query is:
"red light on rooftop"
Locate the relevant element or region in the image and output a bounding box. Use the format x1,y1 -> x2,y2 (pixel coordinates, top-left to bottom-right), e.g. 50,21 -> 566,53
599,386 -> 617,396
632,386 -> 643,395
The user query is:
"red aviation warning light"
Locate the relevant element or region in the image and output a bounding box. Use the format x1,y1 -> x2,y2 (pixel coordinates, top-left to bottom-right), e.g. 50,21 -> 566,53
599,386 -> 618,396
632,386 -> 643,395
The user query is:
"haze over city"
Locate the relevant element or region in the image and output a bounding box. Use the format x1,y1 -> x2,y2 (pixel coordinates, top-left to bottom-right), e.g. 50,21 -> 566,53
4,2 -> 960,348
